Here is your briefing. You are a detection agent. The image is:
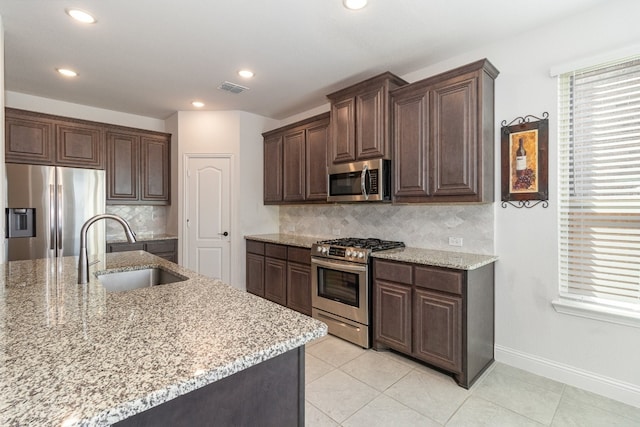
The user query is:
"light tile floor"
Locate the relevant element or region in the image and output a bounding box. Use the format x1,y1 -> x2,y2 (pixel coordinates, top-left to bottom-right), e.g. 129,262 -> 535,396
305,335 -> 640,427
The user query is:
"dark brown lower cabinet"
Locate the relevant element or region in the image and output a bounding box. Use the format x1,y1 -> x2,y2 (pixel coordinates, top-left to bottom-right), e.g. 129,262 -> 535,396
245,239 -> 312,316
287,262 -> 312,316
106,238 -> 177,263
413,289 -> 461,373
265,257 -> 287,306
246,253 -> 266,297
373,258 -> 494,388
374,281 -> 412,354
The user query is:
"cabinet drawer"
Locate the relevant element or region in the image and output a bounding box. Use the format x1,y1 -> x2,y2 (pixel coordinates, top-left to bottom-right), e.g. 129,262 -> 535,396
146,239 -> 176,254
414,266 -> 463,295
265,243 -> 287,260
287,246 -> 310,264
374,260 -> 413,285
246,240 -> 265,255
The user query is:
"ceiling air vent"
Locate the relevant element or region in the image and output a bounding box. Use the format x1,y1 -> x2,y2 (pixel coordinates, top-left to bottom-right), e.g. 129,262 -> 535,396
217,81 -> 250,94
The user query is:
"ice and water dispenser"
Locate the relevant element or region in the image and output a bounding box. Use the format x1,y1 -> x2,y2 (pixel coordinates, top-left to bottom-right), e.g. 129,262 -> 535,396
6,208 -> 36,238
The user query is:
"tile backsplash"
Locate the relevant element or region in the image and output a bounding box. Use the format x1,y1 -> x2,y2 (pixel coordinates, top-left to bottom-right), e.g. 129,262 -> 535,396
105,205 -> 168,240
280,203 -> 495,254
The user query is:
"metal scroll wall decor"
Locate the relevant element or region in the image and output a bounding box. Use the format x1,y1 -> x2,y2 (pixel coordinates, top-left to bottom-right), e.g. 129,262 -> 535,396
500,112 -> 549,208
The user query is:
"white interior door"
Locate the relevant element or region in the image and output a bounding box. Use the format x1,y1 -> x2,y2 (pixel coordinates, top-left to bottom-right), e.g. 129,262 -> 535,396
184,155 -> 231,282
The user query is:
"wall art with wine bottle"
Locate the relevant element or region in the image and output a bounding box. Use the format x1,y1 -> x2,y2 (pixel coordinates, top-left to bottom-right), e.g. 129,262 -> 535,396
500,112 -> 549,208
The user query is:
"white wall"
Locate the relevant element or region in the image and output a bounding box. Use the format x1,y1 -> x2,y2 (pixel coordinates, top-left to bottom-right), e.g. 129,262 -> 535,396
165,112 -> 179,237
279,0 -> 640,407
5,91 -> 166,132
173,111 -> 279,288
0,16 -> 5,263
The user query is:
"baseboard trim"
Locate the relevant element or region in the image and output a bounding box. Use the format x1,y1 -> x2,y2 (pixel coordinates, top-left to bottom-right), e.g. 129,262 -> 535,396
495,344 -> 640,408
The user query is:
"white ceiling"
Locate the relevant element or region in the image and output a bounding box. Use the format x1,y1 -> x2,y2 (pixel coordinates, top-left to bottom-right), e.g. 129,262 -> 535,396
1,0 -> 609,120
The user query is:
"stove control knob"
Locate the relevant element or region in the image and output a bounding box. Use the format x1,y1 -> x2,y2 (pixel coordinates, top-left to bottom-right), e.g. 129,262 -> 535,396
316,246 -> 323,253
357,252 -> 365,259
322,247 -> 329,254
345,250 -> 353,257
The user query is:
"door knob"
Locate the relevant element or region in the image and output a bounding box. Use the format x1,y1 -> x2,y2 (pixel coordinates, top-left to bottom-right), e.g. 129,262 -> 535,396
219,231 -> 229,237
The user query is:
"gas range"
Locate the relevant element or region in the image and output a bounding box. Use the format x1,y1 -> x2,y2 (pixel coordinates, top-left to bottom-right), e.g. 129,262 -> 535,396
310,237 -> 405,348
311,237 -> 405,264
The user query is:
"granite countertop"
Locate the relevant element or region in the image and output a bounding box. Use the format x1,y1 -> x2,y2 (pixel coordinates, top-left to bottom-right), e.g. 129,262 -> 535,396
0,252 -> 326,426
107,233 -> 178,244
371,247 -> 498,270
244,233 -> 331,248
245,233 -> 497,270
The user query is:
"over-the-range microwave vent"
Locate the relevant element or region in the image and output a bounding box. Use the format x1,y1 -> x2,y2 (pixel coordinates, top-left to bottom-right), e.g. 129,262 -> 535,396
217,81 -> 250,94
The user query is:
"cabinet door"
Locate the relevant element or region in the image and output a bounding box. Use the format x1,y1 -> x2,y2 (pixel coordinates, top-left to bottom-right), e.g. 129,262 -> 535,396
374,280 -> 412,353
264,257 -> 287,306
393,91 -> 430,198
107,242 -> 146,252
56,121 -> 104,169
286,262 -> 312,316
246,253 -> 265,297
305,119 -> 329,200
356,86 -> 386,159
5,111 -> 55,165
106,131 -> 139,202
330,97 -> 356,163
264,134 -> 283,203
413,289 -> 462,372
141,135 -> 170,203
431,74 -> 478,197
283,129 -> 306,202
146,239 -> 177,262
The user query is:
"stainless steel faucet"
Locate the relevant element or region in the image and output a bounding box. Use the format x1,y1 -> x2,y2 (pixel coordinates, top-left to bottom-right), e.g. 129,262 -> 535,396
78,214 -> 137,284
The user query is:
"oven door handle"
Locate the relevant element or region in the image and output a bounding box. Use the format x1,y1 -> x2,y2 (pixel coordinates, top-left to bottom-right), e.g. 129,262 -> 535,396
311,257 -> 367,273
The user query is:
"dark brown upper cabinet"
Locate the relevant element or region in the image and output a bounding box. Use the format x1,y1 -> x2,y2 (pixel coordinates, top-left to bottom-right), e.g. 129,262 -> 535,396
283,128 -> 306,202
327,72 -> 408,164
106,131 -> 139,201
263,112 -> 329,205
5,108 -> 171,205
263,133 -> 284,203
106,127 -> 171,205
391,59 -> 499,203
141,135 -> 170,202
5,108 -> 104,169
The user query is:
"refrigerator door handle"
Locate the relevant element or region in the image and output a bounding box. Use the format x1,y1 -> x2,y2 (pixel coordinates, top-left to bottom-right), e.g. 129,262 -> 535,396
49,184 -> 56,250
57,185 -> 63,251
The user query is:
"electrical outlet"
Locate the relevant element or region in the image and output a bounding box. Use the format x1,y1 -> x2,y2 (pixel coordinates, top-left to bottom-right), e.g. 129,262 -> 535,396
449,237 -> 463,247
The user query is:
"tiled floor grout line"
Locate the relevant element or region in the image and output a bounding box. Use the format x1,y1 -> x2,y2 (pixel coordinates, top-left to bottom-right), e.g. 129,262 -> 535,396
305,336 -> 640,426
547,383 -> 567,426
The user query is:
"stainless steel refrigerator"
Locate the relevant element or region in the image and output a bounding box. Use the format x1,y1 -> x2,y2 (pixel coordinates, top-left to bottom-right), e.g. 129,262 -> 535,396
5,164 -> 105,261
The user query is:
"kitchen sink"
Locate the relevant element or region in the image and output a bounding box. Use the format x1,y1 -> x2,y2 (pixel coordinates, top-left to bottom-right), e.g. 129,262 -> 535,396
96,267 -> 188,292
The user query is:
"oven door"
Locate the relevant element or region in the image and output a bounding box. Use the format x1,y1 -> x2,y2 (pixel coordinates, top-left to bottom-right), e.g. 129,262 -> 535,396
311,257 -> 368,325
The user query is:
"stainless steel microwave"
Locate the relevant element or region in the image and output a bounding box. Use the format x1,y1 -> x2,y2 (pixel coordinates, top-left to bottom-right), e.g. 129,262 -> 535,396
327,158 -> 391,202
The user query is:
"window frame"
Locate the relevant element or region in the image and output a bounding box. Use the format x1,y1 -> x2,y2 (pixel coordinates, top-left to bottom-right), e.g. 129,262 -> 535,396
552,54 -> 640,328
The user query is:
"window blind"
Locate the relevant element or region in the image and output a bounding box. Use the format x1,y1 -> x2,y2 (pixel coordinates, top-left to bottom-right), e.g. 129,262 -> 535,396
558,56 -> 640,310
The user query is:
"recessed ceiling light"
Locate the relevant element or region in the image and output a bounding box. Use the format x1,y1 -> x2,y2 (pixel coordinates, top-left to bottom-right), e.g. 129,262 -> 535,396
66,8 -> 96,24
238,70 -> 254,78
57,68 -> 78,77
343,0 -> 367,10
192,101 -> 205,108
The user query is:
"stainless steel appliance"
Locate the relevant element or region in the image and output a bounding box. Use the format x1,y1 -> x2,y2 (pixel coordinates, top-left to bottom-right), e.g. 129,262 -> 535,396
5,164 -> 106,261
327,158 -> 391,202
311,237 -> 405,348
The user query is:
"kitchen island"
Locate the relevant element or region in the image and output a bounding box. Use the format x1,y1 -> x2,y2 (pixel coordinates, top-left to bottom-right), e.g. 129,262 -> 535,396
0,251 -> 327,426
